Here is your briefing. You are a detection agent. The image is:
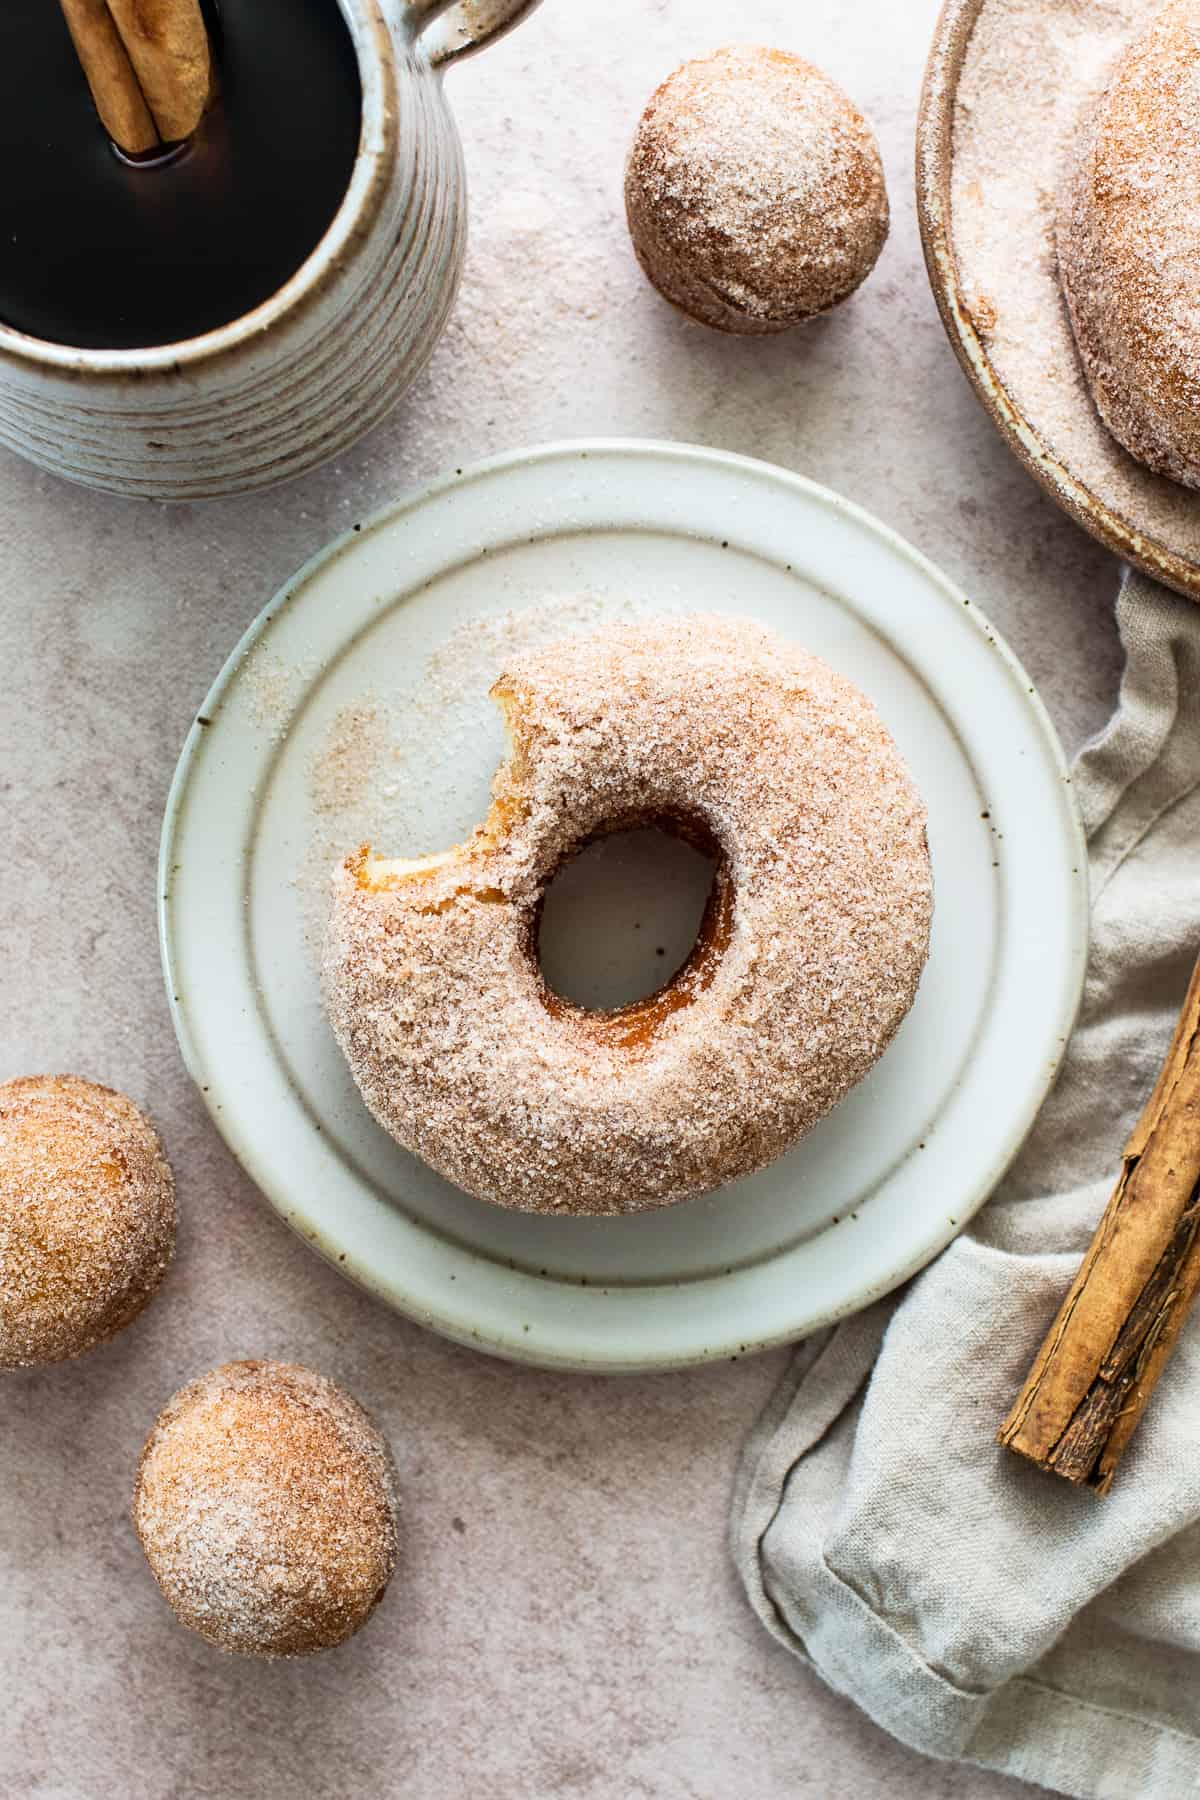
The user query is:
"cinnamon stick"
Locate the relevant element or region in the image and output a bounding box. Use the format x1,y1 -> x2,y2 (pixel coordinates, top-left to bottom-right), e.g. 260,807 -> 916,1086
106,0 -> 212,145
1000,950 -> 1200,1493
59,0 -> 159,156
59,0 -> 212,156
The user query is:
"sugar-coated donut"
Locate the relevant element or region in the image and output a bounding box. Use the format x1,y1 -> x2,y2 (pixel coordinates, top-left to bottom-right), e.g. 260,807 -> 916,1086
0,1074 -> 175,1369
624,46 -> 889,334
133,1360 -> 400,1657
325,614 -> 932,1216
1057,0 -> 1200,487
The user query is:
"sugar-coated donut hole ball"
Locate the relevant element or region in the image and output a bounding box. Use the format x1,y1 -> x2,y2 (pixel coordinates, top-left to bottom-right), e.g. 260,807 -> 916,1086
0,1074 -> 175,1370
133,1360 -> 401,1657
624,45 -> 889,334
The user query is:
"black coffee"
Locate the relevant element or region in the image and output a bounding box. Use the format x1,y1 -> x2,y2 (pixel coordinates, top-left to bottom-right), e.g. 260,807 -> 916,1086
0,1 -> 362,349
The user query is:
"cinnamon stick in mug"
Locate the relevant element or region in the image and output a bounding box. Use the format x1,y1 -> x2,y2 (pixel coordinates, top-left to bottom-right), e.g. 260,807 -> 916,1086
58,0 -> 212,155
1000,950 -> 1200,1493
59,0 -> 159,156
106,0 -> 213,145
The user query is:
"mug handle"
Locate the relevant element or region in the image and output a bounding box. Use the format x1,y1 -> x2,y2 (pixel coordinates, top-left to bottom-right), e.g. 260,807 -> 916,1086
411,0 -> 541,68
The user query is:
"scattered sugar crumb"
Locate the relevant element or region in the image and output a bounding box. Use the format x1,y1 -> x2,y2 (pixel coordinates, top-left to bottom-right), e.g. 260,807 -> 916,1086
241,648 -> 319,737
310,701 -> 387,817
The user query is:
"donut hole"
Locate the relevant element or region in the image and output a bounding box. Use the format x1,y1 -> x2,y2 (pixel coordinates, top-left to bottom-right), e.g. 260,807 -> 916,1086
537,824 -> 722,1013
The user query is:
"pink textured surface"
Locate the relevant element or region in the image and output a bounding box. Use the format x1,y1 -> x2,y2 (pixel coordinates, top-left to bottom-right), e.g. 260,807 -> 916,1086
0,0 -> 1114,1794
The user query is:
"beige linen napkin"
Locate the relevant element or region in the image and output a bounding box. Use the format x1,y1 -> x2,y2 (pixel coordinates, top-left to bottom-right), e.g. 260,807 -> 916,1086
732,570 -> 1200,1800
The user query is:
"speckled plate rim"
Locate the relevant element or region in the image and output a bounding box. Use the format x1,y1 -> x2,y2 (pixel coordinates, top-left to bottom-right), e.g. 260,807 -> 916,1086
159,438 -> 1088,1373
916,0 -> 1200,605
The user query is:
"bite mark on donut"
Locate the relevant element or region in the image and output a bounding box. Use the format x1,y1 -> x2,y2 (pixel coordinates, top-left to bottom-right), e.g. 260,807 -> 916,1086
353,681 -> 533,903
344,683 -> 738,1053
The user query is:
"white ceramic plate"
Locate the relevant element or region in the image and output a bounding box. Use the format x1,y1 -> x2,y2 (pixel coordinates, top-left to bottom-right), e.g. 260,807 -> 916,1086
160,440 -> 1087,1372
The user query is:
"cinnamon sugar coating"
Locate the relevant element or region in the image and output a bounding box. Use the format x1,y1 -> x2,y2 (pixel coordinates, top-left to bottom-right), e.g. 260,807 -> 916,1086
624,46 -> 889,334
133,1360 -> 400,1658
0,1074 -> 175,1369
324,614 -> 932,1217
1057,0 -> 1200,488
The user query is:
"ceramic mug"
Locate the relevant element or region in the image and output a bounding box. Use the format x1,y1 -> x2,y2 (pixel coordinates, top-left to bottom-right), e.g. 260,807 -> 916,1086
0,0 -> 540,500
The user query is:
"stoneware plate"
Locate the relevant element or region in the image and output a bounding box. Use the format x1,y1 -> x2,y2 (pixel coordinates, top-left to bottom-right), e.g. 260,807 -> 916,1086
160,440 -> 1087,1372
917,0 -> 1200,603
